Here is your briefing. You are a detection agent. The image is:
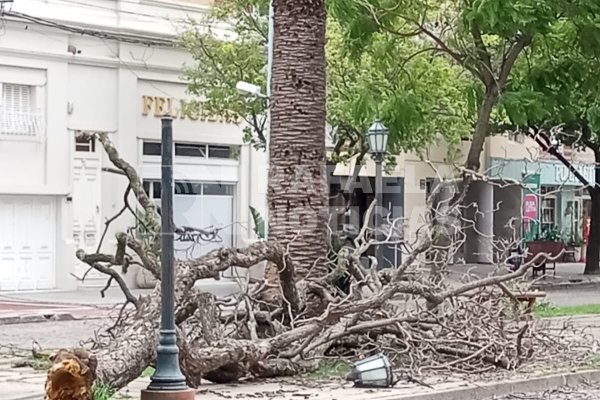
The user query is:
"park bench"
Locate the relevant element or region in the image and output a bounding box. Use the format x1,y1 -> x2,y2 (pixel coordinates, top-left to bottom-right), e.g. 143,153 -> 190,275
476,290 -> 546,318
514,291 -> 547,315
523,241 -> 563,278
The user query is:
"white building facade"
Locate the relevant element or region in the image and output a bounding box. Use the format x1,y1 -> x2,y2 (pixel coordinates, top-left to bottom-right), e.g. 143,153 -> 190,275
0,0 -> 268,291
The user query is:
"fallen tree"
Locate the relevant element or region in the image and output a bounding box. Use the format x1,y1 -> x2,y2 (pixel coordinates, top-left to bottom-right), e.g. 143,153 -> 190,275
72,132 -> 594,391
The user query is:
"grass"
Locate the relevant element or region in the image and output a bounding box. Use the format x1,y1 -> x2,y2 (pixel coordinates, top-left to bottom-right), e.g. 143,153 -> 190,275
141,366 -> 155,378
583,353 -> 600,369
306,361 -> 350,379
534,302 -> 600,318
93,383 -> 116,400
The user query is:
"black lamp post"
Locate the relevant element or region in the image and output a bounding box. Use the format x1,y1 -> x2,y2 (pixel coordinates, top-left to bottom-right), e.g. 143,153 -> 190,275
367,120 -> 389,269
142,118 -> 194,400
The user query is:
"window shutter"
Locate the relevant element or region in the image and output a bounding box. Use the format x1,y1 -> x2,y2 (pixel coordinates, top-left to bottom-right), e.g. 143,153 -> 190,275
1,84 -> 40,140
3,84 -> 32,114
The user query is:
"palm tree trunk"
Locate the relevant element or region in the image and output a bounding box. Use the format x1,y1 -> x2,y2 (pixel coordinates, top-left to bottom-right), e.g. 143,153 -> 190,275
268,0 -> 328,280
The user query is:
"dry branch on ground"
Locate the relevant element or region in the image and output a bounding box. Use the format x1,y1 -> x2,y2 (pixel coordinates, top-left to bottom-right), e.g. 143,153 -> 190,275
69,132 -> 597,392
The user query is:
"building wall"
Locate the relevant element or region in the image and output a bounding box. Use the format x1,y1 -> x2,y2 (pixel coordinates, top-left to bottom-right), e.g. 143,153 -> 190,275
0,1 -> 267,290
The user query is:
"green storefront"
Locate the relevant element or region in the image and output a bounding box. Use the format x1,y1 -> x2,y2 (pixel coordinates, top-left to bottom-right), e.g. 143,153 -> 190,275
488,158 -> 593,241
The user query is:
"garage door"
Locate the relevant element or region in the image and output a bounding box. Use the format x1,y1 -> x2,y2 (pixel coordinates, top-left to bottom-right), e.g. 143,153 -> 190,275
0,196 -> 55,291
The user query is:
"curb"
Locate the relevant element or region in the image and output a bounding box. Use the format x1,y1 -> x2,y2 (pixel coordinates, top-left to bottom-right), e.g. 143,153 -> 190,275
4,369 -> 600,400
0,312 -> 75,326
378,369 -> 600,400
532,281 -> 600,291
6,393 -> 44,400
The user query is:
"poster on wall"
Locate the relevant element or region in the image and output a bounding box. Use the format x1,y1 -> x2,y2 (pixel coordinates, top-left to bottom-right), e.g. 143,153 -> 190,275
523,174 -> 540,241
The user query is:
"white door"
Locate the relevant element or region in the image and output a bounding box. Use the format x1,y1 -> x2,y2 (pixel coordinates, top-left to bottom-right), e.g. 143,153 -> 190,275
0,196 -> 55,291
72,138 -> 103,286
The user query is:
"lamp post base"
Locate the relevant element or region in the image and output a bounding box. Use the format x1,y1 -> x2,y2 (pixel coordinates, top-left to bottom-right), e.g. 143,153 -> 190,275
141,389 -> 195,400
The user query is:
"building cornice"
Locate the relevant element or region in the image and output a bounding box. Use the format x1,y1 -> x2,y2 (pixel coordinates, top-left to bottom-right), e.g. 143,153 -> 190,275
0,45 -> 185,76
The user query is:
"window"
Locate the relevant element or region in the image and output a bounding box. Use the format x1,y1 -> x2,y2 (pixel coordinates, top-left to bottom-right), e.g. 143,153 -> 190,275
3,84 -> 32,114
143,180 -> 162,199
75,135 -> 95,152
142,141 -> 234,159
0,83 -> 43,139
144,180 -> 233,197
143,142 -> 162,156
175,181 -> 202,195
540,186 -> 558,232
175,143 -> 206,157
420,178 -> 436,199
508,131 -> 525,143
203,183 -> 234,196
208,145 -> 232,159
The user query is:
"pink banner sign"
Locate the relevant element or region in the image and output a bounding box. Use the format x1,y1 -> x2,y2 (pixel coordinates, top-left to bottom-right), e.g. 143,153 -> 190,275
523,194 -> 538,229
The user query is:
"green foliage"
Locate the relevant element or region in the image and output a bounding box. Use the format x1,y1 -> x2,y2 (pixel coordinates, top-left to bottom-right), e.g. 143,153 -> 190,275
181,0 -> 470,161
180,0 -> 268,149
583,353 -> 600,369
327,21 -> 473,155
534,302 -> 600,318
499,3 -> 600,147
330,0 -> 600,156
306,361 -> 350,379
537,227 -> 563,242
141,366 -> 155,378
93,383 -> 116,400
249,205 -> 266,239
136,209 -> 160,249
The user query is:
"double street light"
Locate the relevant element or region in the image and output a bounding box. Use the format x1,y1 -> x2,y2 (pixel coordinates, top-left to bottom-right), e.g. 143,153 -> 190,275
367,120 -> 389,269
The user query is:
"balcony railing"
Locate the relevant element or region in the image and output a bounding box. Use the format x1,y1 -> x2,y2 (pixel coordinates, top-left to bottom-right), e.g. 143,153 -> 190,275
0,109 -> 45,141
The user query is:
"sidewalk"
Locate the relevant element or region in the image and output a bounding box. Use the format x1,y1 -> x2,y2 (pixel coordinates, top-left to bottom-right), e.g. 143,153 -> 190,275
2,359 -> 600,400
2,314 -> 600,400
450,262 -> 600,289
0,286 -> 144,325
0,279 -> 242,325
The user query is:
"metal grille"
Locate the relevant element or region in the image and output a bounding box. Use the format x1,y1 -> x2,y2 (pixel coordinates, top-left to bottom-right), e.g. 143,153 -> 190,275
0,83 -> 45,141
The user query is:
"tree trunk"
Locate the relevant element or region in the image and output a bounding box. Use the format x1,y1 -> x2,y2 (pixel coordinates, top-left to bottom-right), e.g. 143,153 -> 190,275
95,298 -> 159,389
585,192 -> 600,274
268,0 -> 328,279
465,87 -> 498,172
584,150 -> 600,274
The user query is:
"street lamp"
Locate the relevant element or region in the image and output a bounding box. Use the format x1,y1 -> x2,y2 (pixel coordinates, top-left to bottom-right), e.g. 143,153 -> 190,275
236,81 -> 267,98
142,118 -> 194,400
367,120 -> 389,269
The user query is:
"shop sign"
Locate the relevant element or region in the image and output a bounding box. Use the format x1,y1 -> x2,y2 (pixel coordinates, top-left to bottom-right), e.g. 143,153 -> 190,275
553,164 -> 594,185
142,95 -> 241,123
523,174 -> 540,241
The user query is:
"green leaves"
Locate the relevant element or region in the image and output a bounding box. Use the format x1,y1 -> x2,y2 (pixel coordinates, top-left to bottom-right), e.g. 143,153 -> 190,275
182,0 -> 472,163
180,5 -> 268,148
249,206 -> 266,239
464,0 -> 557,38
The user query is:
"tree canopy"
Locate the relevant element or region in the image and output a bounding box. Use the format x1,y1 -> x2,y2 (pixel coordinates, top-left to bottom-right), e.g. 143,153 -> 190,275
180,0 -> 472,163
495,5 -> 600,275
499,12 -> 600,145
330,0 -> 600,171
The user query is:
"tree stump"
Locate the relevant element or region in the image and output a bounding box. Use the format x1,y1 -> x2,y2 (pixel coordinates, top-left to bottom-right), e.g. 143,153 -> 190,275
45,349 -> 97,400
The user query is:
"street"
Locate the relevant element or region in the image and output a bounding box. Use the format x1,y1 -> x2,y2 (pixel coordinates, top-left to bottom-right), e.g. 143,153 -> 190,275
0,319 -> 104,350
493,383 -> 600,399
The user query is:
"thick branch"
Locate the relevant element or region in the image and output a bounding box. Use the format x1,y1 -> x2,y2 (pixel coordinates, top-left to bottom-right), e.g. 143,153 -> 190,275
75,250 -> 140,308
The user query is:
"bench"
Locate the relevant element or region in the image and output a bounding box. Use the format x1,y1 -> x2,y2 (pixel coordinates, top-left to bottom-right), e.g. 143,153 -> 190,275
563,250 -> 577,263
524,241 -> 563,278
475,290 -> 546,316
514,291 -> 546,315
